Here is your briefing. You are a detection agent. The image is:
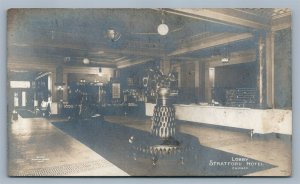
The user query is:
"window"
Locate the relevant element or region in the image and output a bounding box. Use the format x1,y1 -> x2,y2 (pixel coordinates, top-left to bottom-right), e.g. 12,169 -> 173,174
14,92 -> 19,107
10,81 -> 31,88
22,91 -> 26,107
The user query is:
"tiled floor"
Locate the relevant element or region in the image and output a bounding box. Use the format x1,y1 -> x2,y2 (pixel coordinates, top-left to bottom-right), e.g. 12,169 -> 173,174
8,114 -> 291,176
8,116 -> 128,176
181,124 -> 291,176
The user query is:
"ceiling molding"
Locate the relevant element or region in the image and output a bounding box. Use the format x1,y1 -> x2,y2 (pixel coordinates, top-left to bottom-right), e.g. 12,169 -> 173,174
271,14 -> 291,32
176,32 -> 226,49
8,56 -> 117,71
10,41 -> 163,58
63,66 -> 114,75
171,49 -> 255,67
207,49 -> 256,67
117,58 -> 154,69
8,59 -> 56,72
168,33 -> 253,57
66,62 -> 116,68
164,9 -> 270,30
272,23 -> 291,32
272,9 -> 291,20
10,41 -> 87,51
272,12 -> 291,20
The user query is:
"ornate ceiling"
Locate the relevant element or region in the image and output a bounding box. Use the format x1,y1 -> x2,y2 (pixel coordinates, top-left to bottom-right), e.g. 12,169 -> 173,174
7,8 -> 291,69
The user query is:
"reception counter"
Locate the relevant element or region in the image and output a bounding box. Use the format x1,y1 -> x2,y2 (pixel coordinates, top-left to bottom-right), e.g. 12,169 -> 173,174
145,103 -> 292,135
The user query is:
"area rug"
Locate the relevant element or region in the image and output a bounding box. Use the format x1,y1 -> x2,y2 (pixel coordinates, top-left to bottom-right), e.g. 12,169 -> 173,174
52,120 -> 276,176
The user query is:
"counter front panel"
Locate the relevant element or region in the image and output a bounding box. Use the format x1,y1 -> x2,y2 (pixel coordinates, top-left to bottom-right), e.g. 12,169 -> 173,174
145,103 -> 291,135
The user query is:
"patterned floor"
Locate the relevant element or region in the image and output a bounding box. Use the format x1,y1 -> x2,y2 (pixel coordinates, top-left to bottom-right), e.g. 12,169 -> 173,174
8,114 -> 291,176
12,160 -> 113,176
8,116 -> 128,176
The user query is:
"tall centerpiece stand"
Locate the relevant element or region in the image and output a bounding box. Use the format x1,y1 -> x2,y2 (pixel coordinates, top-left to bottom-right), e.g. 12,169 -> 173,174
129,67 -> 198,165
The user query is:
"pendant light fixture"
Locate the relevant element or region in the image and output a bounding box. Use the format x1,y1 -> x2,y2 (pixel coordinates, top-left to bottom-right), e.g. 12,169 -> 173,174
83,58 -> 90,65
157,9 -> 169,36
107,28 -> 121,42
221,44 -> 231,63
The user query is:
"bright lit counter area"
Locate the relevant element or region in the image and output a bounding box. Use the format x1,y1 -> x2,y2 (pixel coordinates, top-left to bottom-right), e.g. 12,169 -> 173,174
145,103 -> 292,135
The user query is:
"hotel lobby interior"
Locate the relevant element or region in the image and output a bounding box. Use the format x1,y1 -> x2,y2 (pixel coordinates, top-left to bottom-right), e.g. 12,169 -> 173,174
7,8 -> 292,176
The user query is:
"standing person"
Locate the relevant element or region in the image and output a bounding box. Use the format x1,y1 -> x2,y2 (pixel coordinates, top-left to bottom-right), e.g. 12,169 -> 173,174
41,98 -> 49,117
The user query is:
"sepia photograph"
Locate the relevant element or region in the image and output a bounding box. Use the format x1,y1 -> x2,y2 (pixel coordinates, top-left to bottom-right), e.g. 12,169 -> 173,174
7,8 -> 292,176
